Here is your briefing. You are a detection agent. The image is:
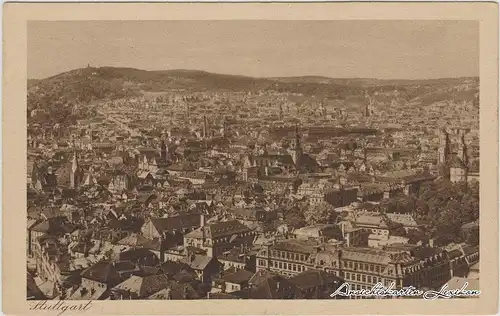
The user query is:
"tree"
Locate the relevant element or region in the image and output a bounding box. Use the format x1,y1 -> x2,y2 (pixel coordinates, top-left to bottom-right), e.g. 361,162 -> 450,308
387,220 -> 407,237
379,194 -> 416,214
304,203 -> 334,226
416,179 -> 479,243
283,206 -> 306,229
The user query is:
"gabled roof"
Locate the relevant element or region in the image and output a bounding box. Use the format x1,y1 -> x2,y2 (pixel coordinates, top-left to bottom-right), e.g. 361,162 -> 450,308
112,274 -> 170,298
157,261 -> 194,277
117,233 -> 152,247
31,218 -> 66,234
80,261 -> 122,285
148,282 -> 201,300
241,272 -> 300,299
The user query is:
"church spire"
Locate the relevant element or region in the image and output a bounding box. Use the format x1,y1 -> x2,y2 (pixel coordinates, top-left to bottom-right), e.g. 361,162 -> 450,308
70,149 -> 79,189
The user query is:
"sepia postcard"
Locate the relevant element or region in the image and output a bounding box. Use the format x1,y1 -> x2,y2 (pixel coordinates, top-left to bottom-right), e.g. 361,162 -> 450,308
2,2 -> 499,316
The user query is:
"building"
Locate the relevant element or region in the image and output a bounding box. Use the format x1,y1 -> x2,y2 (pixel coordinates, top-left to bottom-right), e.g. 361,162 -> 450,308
256,240 -> 453,291
183,219 -> 255,257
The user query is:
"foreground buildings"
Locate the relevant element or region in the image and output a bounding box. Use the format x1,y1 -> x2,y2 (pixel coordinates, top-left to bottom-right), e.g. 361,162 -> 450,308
27,81 -> 480,300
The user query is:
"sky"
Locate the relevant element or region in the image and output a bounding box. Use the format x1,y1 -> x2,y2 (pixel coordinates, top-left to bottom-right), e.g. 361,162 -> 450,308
28,20 -> 479,80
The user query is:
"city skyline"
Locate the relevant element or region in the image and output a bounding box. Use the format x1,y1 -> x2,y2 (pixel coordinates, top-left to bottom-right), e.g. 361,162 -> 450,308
28,20 -> 479,80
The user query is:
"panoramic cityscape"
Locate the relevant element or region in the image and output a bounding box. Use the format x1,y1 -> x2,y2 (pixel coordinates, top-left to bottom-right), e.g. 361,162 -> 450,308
27,21 -> 479,300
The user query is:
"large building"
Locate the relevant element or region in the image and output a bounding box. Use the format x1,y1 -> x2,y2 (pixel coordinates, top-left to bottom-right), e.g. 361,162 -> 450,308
256,240 -> 464,292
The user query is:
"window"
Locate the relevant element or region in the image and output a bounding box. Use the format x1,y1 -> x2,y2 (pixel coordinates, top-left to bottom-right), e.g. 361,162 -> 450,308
348,262 -> 353,269
346,272 -> 350,280
357,274 -> 361,281
270,261 -> 274,268
287,252 -> 291,260
279,262 -> 283,269
367,276 -> 372,283
293,264 -> 297,271
354,263 -> 358,270
362,275 -> 366,283
369,264 -> 374,272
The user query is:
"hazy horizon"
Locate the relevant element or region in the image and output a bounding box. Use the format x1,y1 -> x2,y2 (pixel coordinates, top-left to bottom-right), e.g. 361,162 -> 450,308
28,66 -> 480,82
28,20 -> 479,80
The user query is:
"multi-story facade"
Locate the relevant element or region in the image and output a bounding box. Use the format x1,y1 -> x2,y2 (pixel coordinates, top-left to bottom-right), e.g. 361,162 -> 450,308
256,240 -> 456,291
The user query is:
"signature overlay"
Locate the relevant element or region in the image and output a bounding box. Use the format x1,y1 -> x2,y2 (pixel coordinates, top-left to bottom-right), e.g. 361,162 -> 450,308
29,300 -> 92,315
330,282 -> 480,300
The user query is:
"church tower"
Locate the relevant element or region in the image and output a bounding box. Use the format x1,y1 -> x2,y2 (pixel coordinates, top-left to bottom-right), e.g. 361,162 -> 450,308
160,139 -> 168,162
70,149 -> 80,189
457,129 -> 469,166
289,124 -> 303,167
437,128 -> 450,165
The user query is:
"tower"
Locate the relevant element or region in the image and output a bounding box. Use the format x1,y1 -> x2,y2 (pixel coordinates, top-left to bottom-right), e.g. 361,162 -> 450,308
203,115 -> 208,138
437,128 -> 450,165
160,139 -> 168,161
222,120 -> 227,138
279,103 -> 283,121
289,124 -> 303,166
457,129 -> 469,166
70,149 -> 79,189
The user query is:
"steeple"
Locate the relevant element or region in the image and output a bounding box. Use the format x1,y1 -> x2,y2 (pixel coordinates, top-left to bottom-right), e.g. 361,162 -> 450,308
289,124 -> 303,167
457,129 -> 468,166
437,128 -> 450,165
70,149 -> 79,189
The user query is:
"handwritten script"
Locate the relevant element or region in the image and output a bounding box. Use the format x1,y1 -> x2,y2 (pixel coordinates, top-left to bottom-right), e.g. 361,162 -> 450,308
330,282 -> 481,300
29,300 -> 93,315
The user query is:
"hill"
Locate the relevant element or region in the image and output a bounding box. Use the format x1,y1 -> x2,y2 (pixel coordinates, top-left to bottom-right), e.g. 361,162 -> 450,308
27,66 -> 478,113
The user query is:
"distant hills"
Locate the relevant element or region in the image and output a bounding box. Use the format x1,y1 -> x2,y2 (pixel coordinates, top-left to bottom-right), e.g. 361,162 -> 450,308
27,66 -> 479,111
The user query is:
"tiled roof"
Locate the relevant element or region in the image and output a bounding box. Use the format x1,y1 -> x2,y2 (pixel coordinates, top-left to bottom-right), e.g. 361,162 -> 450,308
182,255 -> 215,271
289,269 -> 342,290
204,220 -> 252,239
151,214 -> 201,234
113,274 -> 170,298
157,261 -> 194,277
221,269 -> 254,284
117,233 -> 152,247
342,248 -> 393,265
80,261 -> 122,285
148,282 -> 201,300
272,239 -> 317,254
